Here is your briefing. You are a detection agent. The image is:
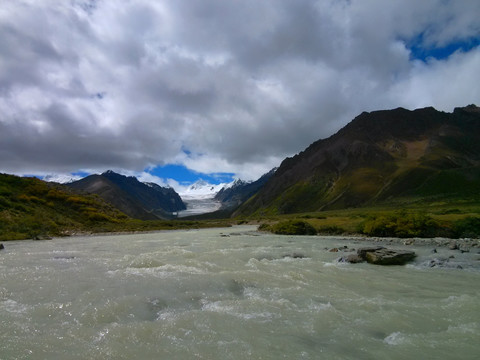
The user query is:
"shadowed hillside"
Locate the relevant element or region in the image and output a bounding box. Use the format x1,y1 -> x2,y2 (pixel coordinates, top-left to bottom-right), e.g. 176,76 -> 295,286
236,105 -> 480,216
68,170 -> 186,220
214,168 -> 277,209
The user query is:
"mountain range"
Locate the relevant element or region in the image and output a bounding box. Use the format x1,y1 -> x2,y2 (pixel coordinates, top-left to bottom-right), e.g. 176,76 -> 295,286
67,170 -> 186,220
236,105 -> 480,216
214,168 -> 277,209
2,104 -> 479,240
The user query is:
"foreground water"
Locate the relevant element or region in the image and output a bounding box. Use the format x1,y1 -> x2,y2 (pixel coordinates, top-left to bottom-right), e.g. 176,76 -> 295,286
1,226 -> 479,359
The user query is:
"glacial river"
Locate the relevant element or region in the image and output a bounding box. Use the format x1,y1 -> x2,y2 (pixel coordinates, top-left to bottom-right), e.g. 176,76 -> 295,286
1,226 -> 479,359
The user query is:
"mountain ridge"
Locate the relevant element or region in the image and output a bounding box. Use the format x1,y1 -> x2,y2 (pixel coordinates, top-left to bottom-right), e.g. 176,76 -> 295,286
236,105 -> 480,216
68,170 -> 186,220
215,168 -> 277,209
0,173 -> 128,240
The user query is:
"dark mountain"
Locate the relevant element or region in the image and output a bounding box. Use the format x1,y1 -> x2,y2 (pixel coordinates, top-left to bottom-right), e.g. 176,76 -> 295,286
68,170 -> 186,220
214,168 -> 277,209
236,105 -> 480,216
0,173 -> 128,240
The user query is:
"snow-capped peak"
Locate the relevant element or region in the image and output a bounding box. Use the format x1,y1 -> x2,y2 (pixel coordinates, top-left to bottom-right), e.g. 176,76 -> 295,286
43,174 -> 82,184
179,179 -> 229,200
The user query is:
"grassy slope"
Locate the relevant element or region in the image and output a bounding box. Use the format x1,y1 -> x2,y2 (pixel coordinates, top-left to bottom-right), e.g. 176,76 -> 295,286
1,173 -> 478,241
243,200 -> 480,238
0,174 -> 231,241
236,106 -> 480,220
0,173 -> 128,240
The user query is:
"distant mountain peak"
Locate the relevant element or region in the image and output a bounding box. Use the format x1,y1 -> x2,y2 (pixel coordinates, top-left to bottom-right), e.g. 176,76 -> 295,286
455,104 -> 479,114
68,171 -> 185,219
43,174 -> 81,184
214,169 -> 276,208
188,179 -> 209,189
231,178 -> 249,187
179,180 -> 227,200
102,170 -> 138,181
145,181 -> 172,189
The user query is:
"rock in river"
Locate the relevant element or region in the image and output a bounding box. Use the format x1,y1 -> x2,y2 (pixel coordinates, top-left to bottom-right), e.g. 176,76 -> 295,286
0,243 -> 4,251
344,254 -> 364,264
341,246 -> 416,265
364,248 -> 416,265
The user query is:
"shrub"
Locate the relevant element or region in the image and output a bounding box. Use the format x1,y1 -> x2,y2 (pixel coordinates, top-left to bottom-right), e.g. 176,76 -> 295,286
28,196 -> 46,204
439,208 -> 462,215
25,182 -> 48,196
46,189 -> 67,200
17,194 -> 31,202
270,220 -> 317,235
360,211 -> 442,238
453,217 -> 480,238
0,197 -> 12,209
258,223 -> 272,232
86,212 -> 113,222
317,225 -> 345,235
66,196 -> 93,205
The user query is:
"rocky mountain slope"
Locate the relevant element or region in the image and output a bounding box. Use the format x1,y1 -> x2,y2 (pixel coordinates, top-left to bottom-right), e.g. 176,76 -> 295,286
68,170 -> 185,220
236,105 -> 480,216
0,173 -> 128,240
214,168 -> 277,209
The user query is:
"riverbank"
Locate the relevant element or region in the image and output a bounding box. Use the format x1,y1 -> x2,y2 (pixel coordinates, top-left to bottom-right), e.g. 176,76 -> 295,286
333,235 -> 480,251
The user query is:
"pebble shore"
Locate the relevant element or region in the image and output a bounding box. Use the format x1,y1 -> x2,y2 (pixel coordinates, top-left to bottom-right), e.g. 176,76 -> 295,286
337,236 -> 480,251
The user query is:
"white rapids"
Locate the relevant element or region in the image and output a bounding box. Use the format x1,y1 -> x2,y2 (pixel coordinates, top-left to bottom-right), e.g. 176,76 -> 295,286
1,226 -> 479,359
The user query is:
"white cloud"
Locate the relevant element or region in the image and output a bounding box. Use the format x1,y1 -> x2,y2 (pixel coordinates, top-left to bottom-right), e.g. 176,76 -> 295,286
0,0 -> 479,180
389,48 -> 480,111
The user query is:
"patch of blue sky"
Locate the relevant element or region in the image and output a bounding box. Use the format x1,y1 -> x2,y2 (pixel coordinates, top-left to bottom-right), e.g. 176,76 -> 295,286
72,170 -> 91,178
407,34 -> 480,62
148,164 -> 234,185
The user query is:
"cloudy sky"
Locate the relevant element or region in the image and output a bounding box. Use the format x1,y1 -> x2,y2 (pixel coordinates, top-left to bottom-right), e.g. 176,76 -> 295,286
1,0 -> 479,188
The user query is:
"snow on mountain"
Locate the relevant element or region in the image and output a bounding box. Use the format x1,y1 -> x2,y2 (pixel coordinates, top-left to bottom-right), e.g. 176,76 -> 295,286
43,174 -> 82,184
176,179 -> 235,217
178,179 -> 231,200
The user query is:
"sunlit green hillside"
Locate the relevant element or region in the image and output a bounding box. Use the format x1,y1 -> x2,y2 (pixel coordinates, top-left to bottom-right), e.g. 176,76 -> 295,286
0,173 -> 130,240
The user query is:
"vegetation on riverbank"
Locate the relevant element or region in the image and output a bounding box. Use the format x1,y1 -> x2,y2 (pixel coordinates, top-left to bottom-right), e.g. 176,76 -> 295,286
252,202 -> 480,238
2,172 -> 479,241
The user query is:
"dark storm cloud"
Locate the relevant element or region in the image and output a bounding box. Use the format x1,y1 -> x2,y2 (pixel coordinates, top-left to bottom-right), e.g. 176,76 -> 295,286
0,0 -> 479,179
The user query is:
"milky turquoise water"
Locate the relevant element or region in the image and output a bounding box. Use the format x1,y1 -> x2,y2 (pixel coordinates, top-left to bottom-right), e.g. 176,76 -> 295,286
1,226 -> 479,359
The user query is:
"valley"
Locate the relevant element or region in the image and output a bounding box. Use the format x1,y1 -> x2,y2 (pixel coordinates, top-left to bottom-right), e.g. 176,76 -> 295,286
1,105 -> 480,241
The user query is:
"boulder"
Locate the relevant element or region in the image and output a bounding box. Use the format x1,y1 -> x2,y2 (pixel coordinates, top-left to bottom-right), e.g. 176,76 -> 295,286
0,243 -> 4,251
357,246 -> 385,258
364,248 -> 416,265
449,241 -> 458,250
344,254 -> 364,263
342,246 -> 416,265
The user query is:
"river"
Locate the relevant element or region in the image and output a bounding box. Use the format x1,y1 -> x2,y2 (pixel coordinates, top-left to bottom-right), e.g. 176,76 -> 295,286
1,226 -> 479,359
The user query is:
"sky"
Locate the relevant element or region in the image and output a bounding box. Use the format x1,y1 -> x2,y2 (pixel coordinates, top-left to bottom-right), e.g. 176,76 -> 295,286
1,0 -> 479,190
